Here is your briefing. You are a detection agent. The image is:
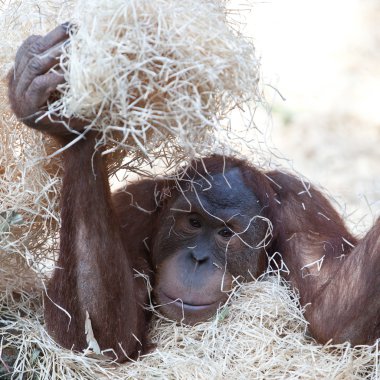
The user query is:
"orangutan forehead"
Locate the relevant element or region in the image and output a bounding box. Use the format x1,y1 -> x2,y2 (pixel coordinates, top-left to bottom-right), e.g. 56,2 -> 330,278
202,169 -> 258,208
174,167 -> 260,213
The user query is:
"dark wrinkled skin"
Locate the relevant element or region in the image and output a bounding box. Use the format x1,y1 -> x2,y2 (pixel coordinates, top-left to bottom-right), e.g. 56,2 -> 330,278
7,24 -> 380,362
151,168 -> 268,324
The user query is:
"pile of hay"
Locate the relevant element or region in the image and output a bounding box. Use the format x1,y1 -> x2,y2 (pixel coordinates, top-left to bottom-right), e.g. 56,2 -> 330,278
0,0 -> 258,276
0,0 -> 379,379
1,277 -> 379,378
0,0 -> 264,283
0,0 -> 67,291
0,85 -> 62,291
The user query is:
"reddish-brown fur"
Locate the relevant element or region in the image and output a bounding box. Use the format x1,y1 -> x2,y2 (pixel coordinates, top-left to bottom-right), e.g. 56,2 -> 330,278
46,144 -> 380,358
7,24 -> 380,362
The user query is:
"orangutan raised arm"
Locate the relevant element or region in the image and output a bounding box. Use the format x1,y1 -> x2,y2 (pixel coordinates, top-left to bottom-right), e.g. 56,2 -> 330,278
8,24 -> 152,361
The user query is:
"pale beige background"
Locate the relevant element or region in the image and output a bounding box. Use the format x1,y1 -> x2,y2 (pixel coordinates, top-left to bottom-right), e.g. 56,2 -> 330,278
234,0 -> 380,233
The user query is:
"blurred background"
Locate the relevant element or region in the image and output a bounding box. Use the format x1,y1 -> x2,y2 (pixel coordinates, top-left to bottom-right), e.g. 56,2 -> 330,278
235,0 -> 380,233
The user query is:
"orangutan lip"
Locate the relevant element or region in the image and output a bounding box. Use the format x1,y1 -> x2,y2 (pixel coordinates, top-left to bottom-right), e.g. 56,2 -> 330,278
161,293 -> 216,310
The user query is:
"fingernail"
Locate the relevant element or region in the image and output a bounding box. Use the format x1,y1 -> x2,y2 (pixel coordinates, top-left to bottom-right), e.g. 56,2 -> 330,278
62,22 -> 78,36
62,22 -> 71,33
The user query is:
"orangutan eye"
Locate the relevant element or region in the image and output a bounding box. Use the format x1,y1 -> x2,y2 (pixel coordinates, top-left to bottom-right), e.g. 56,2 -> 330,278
189,216 -> 202,228
218,227 -> 233,239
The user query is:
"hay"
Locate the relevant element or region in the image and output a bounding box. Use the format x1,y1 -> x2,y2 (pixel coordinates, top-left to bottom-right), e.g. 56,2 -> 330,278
0,0 -> 264,290
1,277 -> 379,378
0,0 -> 66,291
0,1 -> 262,282
0,83 -> 62,291
0,0 -> 260,282
46,0 -> 260,161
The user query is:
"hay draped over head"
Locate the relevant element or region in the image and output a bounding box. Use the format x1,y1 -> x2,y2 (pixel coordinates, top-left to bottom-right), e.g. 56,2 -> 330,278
0,0 -> 261,285
47,0 -> 260,159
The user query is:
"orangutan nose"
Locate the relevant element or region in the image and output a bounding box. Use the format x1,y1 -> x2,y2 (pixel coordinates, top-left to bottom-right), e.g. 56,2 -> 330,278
190,250 -> 209,265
